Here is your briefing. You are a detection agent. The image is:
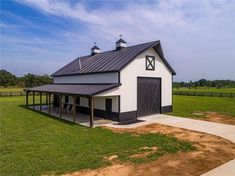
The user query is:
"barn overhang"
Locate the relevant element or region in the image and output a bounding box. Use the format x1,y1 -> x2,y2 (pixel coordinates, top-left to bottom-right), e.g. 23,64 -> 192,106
24,83 -> 120,97
24,83 -> 120,127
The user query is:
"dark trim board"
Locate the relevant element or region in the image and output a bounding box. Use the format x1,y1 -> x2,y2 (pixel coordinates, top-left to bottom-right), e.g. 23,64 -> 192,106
172,75 -> 173,111
145,55 -> 155,70
119,111 -> 137,124
53,83 -> 119,85
121,105 -> 172,123
161,105 -> 173,113
76,104 -> 172,122
52,103 -> 172,123
118,96 -> 120,114
118,71 -> 120,84
52,70 -> 119,77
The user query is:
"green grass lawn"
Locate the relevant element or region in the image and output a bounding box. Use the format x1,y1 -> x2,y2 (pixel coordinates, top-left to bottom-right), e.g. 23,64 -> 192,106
173,87 -> 235,93
0,96 -> 194,176
169,95 -> 235,118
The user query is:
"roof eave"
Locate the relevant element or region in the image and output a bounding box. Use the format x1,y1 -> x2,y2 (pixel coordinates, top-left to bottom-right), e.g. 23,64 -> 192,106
51,70 -> 120,77
24,83 -> 121,97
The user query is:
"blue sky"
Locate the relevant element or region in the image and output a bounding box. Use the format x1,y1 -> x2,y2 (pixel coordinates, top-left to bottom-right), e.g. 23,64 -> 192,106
1,0 -> 235,81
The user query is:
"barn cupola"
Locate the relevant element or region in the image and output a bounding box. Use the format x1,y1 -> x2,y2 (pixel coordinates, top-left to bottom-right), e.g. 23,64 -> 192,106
116,34 -> 127,50
91,42 -> 101,55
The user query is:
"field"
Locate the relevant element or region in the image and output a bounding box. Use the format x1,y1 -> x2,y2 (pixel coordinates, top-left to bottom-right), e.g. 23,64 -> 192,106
0,96 -> 193,176
169,95 -> 235,125
0,87 -> 23,92
173,87 -> 235,93
170,95 -> 235,117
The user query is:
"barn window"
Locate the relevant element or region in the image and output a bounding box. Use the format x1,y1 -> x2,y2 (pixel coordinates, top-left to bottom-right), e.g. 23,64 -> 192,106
146,55 -> 155,70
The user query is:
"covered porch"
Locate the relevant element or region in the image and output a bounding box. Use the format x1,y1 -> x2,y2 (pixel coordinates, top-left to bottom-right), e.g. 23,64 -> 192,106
29,105 -> 113,127
25,84 -> 120,127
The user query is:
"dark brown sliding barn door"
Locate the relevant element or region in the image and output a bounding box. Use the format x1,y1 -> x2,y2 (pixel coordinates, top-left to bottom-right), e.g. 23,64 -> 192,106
137,77 -> 161,117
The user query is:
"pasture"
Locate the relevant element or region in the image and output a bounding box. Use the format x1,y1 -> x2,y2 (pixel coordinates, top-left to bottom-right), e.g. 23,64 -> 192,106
170,95 -> 235,118
0,87 -> 23,92
0,96 -> 193,176
1,95 -> 235,175
173,87 -> 235,93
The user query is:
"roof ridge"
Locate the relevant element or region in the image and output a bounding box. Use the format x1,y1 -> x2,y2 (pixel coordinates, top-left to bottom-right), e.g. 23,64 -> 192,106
76,40 -> 160,59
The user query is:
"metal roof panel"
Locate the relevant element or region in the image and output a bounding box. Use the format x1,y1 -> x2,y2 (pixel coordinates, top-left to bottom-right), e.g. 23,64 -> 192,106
52,40 -> 176,76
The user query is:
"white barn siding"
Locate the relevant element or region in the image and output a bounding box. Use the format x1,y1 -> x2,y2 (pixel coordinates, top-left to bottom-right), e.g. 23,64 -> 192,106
93,96 -> 119,112
62,95 -> 118,113
53,72 -> 118,84
97,48 -> 172,113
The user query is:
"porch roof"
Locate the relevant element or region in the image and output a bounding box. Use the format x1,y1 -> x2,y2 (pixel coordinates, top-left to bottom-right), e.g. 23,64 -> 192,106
25,83 -> 120,96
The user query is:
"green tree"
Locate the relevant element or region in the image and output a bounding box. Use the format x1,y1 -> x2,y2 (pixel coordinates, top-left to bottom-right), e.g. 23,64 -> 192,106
21,73 -> 53,87
0,69 -> 17,87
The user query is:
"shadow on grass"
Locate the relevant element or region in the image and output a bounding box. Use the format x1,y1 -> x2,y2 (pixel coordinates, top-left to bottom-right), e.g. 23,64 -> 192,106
19,104 -> 83,126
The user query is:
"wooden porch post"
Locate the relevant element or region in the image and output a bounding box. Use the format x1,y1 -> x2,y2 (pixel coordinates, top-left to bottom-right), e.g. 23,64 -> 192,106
48,93 -> 51,114
72,96 -> 76,123
46,94 -> 48,106
39,93 -> 42,111
90,96 -> 94,128
59,95 -> 62,118
32,92 -> 35,110
26,91 -> 29,107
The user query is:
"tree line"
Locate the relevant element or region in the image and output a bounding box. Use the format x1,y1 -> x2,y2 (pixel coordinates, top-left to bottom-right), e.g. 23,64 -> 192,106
0,69 -> 53,88
173,79 -> 235,89
1,69 -> 234,89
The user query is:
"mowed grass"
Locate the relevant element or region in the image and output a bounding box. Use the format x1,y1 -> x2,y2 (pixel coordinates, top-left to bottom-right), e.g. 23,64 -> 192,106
169,95 -> 235,118
173,87 -> 235,93
0,96 -> 194,176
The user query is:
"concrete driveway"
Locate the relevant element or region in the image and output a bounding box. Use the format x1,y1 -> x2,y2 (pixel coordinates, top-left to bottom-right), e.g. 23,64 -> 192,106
104,114 -> 235,176
105,114 -> 235,143
141,114 -> 235,143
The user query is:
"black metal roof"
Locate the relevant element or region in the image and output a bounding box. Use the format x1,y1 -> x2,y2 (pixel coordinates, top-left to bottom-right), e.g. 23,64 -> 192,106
25,84 -> 120,96
116,38 -> 127,44
91,45 -> 100,50
52,40 -> 176,77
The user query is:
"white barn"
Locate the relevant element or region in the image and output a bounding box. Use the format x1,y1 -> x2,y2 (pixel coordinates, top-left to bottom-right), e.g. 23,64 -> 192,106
26,39 -> 176,126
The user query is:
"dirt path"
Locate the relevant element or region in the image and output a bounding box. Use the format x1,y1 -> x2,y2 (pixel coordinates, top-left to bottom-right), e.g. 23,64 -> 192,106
65,124 -> 235,176
193,111 -> 235,125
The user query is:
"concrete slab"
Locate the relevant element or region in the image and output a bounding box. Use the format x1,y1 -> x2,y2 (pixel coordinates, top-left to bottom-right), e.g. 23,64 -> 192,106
30,105 -> 114,127
201,159 -> 235,176
104,114 -> 235,143
141,114 -> 235,143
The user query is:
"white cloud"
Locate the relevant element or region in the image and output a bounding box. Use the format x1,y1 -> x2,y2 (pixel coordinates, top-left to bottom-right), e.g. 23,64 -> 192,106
17,0 -> 235,42
4,0 -> 235,80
